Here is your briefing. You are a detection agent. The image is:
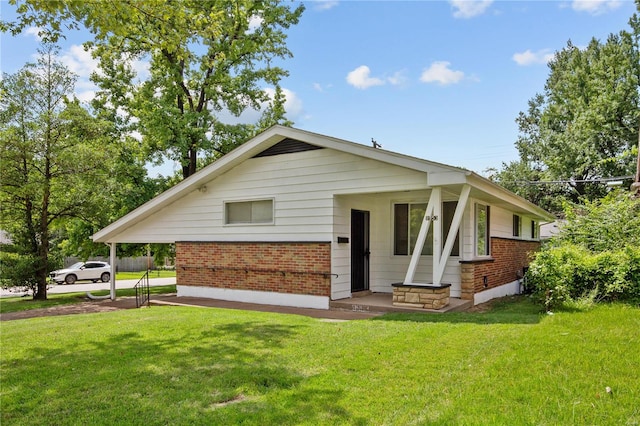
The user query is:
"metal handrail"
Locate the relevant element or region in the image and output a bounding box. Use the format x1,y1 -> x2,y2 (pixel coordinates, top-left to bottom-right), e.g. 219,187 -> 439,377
134,270 -> 150,308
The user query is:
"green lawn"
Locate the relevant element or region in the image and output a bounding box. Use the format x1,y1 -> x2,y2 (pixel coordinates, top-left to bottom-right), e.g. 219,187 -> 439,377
0,285 -> 177,314
1,298 -> 638,425
116,270 -> 176,280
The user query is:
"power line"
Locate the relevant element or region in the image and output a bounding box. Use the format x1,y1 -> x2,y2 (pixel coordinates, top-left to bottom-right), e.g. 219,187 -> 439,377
503,176 -> 633,185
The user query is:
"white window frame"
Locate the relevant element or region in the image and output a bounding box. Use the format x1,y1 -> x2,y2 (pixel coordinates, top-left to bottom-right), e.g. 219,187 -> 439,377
513,214 -> 521,237
224,198 -> 274,225
475,203 -> 490,257
392,201 -> 460,257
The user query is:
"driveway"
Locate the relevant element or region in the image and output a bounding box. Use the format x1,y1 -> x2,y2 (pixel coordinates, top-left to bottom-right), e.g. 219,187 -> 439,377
0,277 -> 176,298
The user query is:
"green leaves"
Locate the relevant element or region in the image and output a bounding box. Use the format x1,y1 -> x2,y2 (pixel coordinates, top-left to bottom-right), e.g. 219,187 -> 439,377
557,191 -> 640,251
0,44 -> 154,297
4,0 -> 304,179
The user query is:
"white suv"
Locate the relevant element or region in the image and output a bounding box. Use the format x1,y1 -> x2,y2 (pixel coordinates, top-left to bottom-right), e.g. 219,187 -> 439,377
50,261 -> 112,285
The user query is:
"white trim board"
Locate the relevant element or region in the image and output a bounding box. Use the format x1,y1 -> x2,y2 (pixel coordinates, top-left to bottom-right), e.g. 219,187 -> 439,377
473,280 -> 522,305
176,285 -> 330,310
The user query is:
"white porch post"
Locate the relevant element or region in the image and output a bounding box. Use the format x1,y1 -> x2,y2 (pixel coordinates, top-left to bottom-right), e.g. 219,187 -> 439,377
432,188 -> 443,284
403,187 -> 440,284
109,242 -> 116,301
433,184 -> 470,285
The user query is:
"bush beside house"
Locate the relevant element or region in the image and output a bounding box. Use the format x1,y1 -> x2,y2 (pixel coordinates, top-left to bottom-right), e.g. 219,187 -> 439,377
526,191 -> 640,309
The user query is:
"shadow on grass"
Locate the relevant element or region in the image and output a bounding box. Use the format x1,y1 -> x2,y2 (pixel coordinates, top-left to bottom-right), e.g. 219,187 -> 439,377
1,313 -> 363,425
372,295 -> 544,325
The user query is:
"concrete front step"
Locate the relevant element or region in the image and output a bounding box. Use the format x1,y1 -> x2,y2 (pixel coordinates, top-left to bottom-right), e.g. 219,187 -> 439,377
330,293 -> 472,314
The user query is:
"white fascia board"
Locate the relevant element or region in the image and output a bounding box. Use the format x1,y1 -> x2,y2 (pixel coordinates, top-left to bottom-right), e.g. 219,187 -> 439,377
467,172 -> 555,221
427,170 -> 471,186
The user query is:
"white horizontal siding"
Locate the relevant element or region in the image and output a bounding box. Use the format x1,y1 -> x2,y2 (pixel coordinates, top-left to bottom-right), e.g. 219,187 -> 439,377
460,201 -> 475,259
491,205 -> 514,238
492,206 -> 540,241
109,148 -> 432,243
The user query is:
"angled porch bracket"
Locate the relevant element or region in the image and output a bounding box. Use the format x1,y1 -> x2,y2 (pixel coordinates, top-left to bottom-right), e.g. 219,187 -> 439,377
433,184 -> 470,285
403,187 -> 440,284
403,184 -> 470,286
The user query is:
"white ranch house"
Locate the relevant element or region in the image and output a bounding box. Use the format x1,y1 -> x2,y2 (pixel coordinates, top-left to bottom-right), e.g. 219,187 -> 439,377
93,126 -> 553,310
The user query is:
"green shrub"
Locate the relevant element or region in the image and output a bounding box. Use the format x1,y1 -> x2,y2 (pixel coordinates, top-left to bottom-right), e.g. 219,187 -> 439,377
557,191 -> 640,251
0,249 -> 41,292
526,244 -> 640,310
526,191 -> 640,310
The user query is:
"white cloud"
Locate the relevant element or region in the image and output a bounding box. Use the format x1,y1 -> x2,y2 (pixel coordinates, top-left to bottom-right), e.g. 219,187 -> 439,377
387,70 -> 408,87
314,1 -> 339,11
56,44 -> 150,103
24,26 -> 43,41
449,0 -> 493,18
346,65 -> 385,90
131,57 -> 151,82
57,45 -> 100,103
59,45 -> 99,77
512,49 -> 555,66
571,0 -> 622,15
220,87 -> 304,125
248,15 -> 263,33
420,61 -> 465,85
264,87 -> 304,118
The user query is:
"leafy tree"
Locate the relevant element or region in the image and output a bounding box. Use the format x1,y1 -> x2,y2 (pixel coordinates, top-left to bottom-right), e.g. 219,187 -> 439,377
0,45 -> 150,299
493,3 -> 640,214
3,0 -> 304,179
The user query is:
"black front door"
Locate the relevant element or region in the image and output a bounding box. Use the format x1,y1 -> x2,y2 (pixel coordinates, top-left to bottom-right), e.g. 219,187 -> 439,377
351,209 -> 370,293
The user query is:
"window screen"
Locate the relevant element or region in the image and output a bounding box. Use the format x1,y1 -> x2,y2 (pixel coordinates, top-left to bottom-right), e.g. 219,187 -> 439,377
394,202 -> 459,256
225,199 -> 273,224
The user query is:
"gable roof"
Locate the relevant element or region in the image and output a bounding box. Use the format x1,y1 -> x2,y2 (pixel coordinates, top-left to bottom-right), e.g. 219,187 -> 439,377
93,125 -> 552,242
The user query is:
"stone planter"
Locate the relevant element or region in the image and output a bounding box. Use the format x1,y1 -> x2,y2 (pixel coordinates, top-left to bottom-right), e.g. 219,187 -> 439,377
391,283 -> 451,310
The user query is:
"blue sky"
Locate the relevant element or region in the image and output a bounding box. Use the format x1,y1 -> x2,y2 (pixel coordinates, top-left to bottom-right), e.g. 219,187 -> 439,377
1,0 -> 637,176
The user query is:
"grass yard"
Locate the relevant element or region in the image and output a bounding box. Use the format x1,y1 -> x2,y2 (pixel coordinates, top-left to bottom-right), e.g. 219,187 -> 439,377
0,285 -> 177,314
116,270 -> 176,280
1,298 -> 638,425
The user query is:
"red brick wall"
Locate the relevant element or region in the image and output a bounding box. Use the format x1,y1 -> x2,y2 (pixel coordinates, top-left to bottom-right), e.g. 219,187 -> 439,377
176,242 -> 332,296
460,237 -> 540,299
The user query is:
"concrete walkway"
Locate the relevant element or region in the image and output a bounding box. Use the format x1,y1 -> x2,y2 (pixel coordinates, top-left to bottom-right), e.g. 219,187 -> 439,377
150,295 -> 383,321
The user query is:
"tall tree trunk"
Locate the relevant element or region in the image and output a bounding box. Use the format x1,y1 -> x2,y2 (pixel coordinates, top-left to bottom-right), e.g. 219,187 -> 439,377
632,118 -> 640,196
34,187 -> 50,300
34,242 -> 49,300
189,141 -> 197,177
34,125 -> 52,300
181,139 -> 198,179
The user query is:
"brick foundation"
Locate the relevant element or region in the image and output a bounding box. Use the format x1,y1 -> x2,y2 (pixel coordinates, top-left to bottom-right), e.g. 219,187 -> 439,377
392,283 -> 451,310
460,237 -> 540,300
176,242 -> 332,296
